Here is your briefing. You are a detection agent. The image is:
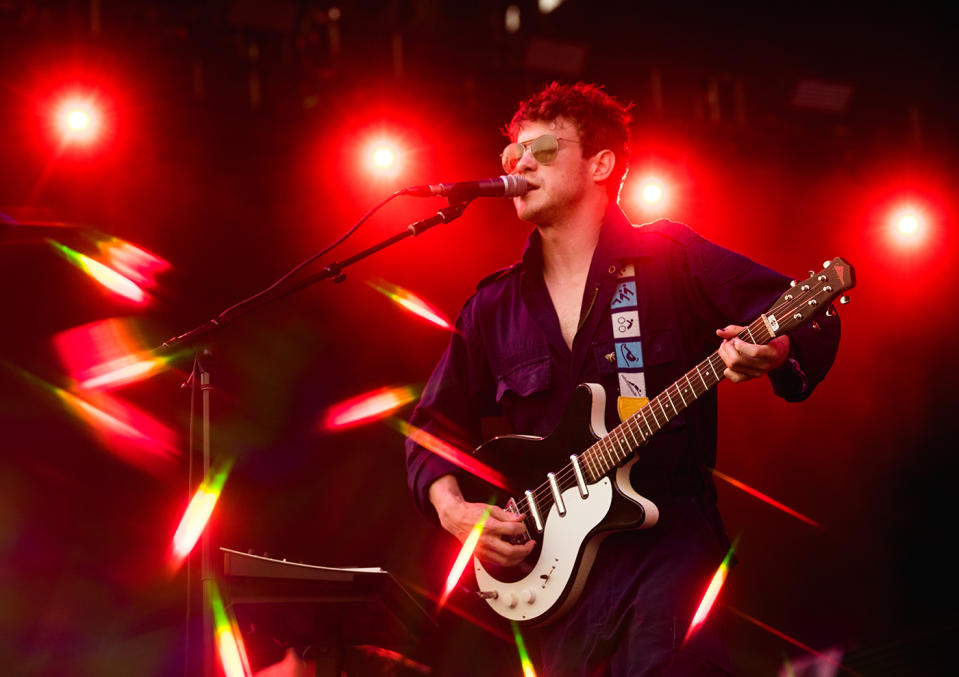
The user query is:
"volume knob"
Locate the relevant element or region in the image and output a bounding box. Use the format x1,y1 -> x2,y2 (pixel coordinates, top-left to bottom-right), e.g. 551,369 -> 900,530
521,589 -> 536,604
505,593 -> 518,608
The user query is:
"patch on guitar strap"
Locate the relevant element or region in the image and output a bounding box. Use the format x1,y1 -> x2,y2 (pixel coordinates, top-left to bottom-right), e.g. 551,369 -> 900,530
617,396 -> 649,423
611,261 -> 648,418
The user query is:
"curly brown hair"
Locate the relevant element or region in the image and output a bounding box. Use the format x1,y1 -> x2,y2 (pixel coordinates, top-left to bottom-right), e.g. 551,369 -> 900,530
506,82 -> 632,200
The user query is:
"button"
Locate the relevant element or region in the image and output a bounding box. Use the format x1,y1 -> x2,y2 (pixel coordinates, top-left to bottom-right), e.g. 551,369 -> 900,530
608,265 -> 616,274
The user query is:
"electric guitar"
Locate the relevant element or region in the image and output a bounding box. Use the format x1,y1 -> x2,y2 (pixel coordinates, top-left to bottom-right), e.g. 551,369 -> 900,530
470,258 -> 855,626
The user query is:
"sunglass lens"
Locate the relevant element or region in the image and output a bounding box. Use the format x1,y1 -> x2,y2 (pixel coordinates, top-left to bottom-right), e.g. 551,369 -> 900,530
531,134 -> 559,164
502,142 -> 524,173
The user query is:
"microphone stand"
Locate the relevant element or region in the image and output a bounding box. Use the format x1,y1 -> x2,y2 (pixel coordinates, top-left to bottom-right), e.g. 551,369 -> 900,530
157,198 -> 472,677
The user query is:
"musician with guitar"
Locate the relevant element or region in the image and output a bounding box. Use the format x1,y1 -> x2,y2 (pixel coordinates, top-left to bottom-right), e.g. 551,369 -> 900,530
405,82 -> 843,675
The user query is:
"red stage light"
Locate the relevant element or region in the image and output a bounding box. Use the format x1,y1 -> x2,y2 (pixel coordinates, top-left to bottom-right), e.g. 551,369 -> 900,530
634,177 -> 668,212
886,205 -> 929,249
55,97 -> 102,144
365,139 -> 402,178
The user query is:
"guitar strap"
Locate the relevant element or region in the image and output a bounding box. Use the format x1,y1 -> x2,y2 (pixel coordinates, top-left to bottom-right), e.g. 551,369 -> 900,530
610,260 -> 650,422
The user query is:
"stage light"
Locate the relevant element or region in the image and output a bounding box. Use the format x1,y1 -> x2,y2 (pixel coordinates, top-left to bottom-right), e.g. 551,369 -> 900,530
642,182 -> 663,203
373,147 -> 394,168
55,97 -> 102,144
635,177 -> 668,212
887,206 -> 927,247
365,139 -> 402,178
897,215 -> 918,234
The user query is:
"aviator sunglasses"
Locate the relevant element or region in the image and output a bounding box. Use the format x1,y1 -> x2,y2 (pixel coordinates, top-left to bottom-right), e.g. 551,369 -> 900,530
501,133 -> 580,174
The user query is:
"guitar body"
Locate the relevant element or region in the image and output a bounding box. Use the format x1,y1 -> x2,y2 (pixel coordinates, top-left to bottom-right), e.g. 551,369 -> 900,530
471,383 -> 659,626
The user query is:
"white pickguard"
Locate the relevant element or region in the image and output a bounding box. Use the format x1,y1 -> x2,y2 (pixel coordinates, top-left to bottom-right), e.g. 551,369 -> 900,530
473,383 -> 660,625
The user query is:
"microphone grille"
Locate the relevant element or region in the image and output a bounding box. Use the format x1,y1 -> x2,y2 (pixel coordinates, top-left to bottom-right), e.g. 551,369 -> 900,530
503,175 -> 528,197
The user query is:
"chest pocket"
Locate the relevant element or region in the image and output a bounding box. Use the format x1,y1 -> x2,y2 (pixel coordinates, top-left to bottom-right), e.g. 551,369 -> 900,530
494,356 -> 552,402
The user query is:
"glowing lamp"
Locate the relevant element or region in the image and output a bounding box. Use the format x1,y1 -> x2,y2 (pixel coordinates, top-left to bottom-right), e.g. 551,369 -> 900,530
642,182 -> 663,203
897,214 -> 919,235
56,98 -> 101,144
636,178 -> 667,211
373,147 -> 394,168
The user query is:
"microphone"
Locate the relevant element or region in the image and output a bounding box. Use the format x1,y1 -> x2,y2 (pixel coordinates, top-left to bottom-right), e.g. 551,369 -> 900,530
405,175 -> 528,199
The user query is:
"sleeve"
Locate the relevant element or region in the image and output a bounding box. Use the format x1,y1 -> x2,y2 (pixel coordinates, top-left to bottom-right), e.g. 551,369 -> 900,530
404,295 -> 499,523
683,229 -> 841,402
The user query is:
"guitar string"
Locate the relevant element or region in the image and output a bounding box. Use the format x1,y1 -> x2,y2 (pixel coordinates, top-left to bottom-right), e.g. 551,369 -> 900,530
518,283 -> 831,520
513,280 -> 839,524
520,292 -> 805,513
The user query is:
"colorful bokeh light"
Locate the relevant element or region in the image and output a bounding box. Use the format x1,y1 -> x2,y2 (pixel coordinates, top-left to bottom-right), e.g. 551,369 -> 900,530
94,236 -> 170,288
48,239 -> 146,303
170,463 -> 232,567
511,621 -> 538,677
53,317 -> 178,390
728,607 -> 858,675
322,384 -> 421,431
367,280 -> 455,332
388,418 -> 510,490
209,579 -> 252,677
711,468 -> 822,529
6,363 -> 179,473
684,539 -> 737,645
438,504 -> 491,611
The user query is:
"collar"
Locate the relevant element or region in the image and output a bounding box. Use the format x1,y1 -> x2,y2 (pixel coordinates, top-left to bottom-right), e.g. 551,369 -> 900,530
519,203 -> 655,280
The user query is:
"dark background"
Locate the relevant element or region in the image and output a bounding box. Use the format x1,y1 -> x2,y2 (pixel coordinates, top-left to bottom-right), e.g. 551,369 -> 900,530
2,2 -> 957,675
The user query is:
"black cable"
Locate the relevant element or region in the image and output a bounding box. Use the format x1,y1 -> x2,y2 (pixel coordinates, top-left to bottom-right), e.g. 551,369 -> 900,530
213,189 -> 408,322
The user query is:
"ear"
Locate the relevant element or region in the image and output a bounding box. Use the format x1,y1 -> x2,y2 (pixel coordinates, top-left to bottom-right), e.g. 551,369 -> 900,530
590,149 -> 616,184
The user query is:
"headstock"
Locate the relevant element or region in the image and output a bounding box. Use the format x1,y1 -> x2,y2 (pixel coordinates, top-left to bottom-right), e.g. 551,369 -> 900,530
764,257 -> 856,335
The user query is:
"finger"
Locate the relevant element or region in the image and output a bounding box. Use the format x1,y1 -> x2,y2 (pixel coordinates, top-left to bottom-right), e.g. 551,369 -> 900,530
715,325 -> 743,339
730,338 -> 762,358
489,505 -> 524,522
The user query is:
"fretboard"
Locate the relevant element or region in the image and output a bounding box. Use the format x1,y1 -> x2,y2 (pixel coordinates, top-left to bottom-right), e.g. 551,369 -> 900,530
515,315 -> 774,525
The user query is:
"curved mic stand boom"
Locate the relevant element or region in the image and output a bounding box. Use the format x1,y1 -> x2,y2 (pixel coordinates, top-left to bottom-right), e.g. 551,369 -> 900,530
155,198 -> 472,677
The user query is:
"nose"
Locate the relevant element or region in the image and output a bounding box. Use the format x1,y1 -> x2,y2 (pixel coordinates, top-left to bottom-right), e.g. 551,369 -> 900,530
513,144 -> 537,173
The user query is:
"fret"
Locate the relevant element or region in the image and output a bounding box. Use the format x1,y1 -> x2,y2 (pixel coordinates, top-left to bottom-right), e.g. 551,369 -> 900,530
697,363 -> 709,390
683,371 -> 697,406
676,381 -> 688,407
664,387 -> 678,415
612,431 -> 628,459
600,438 -> 615,467
625,422 -> 639,448
647,401 -> 662,428
640,411 -> 654,437
745,325 -> 756,343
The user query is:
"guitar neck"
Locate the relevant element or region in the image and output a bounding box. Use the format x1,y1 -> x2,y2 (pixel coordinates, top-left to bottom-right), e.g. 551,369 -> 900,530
579,315 -> 774,481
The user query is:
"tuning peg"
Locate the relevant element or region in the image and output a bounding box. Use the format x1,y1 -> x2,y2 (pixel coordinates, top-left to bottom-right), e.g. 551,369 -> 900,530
825,304 -> 837,317
839,295 -> 851,305
789,280 -> 798,287
811,320 -> 822,331
808,270 -> 816,277
823,260 -> 832,268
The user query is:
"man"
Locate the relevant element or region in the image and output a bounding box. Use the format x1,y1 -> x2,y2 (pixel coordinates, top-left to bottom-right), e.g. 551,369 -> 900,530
405,82 -> 840,675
